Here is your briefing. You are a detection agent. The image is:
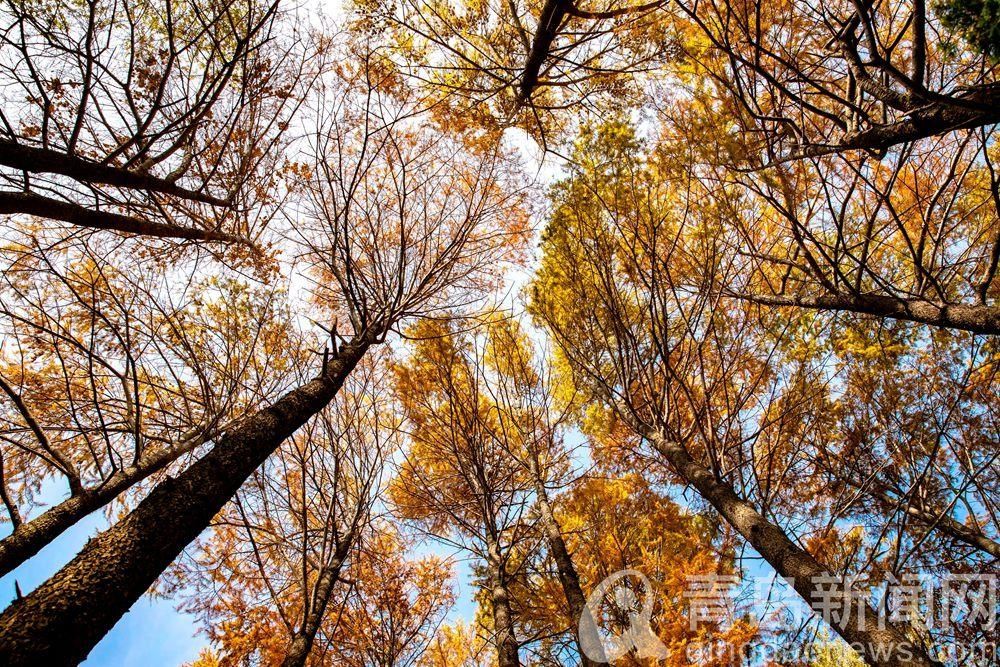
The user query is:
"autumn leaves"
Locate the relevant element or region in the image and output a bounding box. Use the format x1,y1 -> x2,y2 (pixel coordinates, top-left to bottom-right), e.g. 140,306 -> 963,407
0,0 -> 999,666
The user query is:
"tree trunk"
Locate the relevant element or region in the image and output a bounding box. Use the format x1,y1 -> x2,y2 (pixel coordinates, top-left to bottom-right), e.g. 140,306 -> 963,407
280,552 -> 349,667
519,0 -> 573,103
0,340 -> 371,666
0,139 -> 228,205
529,464 -> 598,667
733,292 -> 1000,336
647,431 -> 943,667
0,434 -> 207,577
485,540 -> 521,667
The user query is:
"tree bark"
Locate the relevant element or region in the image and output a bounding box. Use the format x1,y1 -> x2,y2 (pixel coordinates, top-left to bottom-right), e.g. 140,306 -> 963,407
835,88 -> 1000,153
0,191 -> 248,244
280,551 -> 350,667
485,538 -> 521,667
732,292 -> 1000,336
0,432 -> 208,578
0,340 -> 371,666
518,0 -> 572,103
647,431 -> 943,667
0,140 -> 227,206
528,462 -> 598,667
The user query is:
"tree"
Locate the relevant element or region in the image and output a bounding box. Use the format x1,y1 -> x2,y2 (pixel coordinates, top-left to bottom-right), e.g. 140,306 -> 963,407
669,0 -> 1000,156
0,58 -> 528,665
355,0 -> 671,139
0,232 -> 300,576
180,357 -> 453,667
710,129 -> 1000,335
528,121 -> 947,666
391,318 -> 537,667
936,0 -> 1000,58
0,0 -> 312,247
418,622 -> 493,667
468,316 -> 598,666
554,473 -> 758,666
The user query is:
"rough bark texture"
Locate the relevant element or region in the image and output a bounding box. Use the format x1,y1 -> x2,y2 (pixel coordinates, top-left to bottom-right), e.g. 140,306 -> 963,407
529,463 -> 598,667
0,191 -> 246,244
485,539 -> 521,667
0,140 -> 228,205
518,0 -> 572,103
835,88 -> 1000,153
0,340 -> 371,666
734,292 -> 1000,335
0,435 -> 206,577
647,432 -> 943,667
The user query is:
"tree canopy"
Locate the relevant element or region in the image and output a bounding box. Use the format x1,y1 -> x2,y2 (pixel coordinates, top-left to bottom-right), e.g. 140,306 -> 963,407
0,0 -> 997,666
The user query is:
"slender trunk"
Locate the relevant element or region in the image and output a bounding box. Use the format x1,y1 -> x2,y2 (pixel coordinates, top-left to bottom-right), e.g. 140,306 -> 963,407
281,551 -> 350,667
0,340 -> 371,666
529,465 -> 597,667
0,435 -> 206,577
732,292 -> 1000,336
647,431 -> 943,667
854,482 -> 1000,560
485,539 -> 520,667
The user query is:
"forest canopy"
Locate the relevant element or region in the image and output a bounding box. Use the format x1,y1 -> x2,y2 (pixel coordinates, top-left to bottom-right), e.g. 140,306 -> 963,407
0,0 -> 997,666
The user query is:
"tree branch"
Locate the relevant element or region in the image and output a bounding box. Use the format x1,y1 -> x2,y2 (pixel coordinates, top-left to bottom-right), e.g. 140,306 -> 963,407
0,140 -> 228,206
0,191 -> 249,245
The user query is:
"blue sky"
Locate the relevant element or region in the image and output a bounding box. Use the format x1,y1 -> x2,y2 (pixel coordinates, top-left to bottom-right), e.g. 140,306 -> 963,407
0,477 -> 488,666
0,484 -> 205,666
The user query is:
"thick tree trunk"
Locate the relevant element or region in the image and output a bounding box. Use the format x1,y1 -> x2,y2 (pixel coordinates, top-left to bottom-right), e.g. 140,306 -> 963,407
485,539 -> 521,667
518,0 -> 572,103
647,431 -> 943,667
733,292 -> 1000,336
0,434 -> 207,577
833,87 -> 1000,153
529,465 -> 598,667
0,340 -> 371,666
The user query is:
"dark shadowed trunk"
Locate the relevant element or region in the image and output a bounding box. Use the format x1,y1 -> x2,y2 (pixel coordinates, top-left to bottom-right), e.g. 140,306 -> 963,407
0,340 -> 372,667
0,434 -> 208,578
647,431 -> 943,667
0,191 -> 247,244
519,0 -> 572,104
527,458 -> 598,667
0,140 -> 228,205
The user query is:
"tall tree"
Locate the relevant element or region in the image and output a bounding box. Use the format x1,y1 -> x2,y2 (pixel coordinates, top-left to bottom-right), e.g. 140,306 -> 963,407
528,121 -> 950,666
355,0 -> 671,138
0,61 -> 528,665
180,357 -> 453,667
391,318 -> 538,667
553,473 -> 758,666
670,0 -> 1000,156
